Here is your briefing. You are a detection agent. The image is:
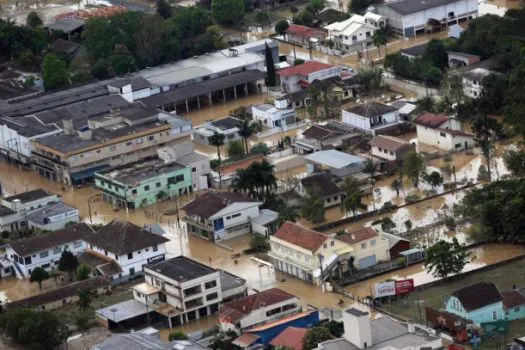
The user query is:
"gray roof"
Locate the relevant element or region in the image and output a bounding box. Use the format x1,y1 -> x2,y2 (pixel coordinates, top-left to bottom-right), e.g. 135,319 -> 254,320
3,188 -> 54,203
109,76 -> 151,91
176,152 -> 209,166
143,223 -> 166,236
0,80 -> 37,101
96,299 -> 149,323
0,206 -> 15,217
46,18 -> 85,33
97,157 -> 185,184
210,116 -> 242,130
26,202 -> 78,225
305,150 -> 364,169
93,332 -> 210,350
345,308 -> 368,317
345,102 -> 398,118
219,269 -> 247,292
0,115 -> 60,137
146,256 -> 216,283
400,43 -> 428,57
383,0 -> 462,15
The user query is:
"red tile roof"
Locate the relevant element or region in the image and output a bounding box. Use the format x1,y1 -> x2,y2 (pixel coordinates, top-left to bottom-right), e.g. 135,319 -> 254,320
436,127 -> 473,137
273,222 -> 329,252
286,24 -> 326,38
233,333 -> 260,347
369,135 -> 412,151
277,61 -> 334,77
219,288 -> 297,324
270,327 -> 308,350
338,227 -> 378,245
414,112 -> 449,128
502,290 -> 525,309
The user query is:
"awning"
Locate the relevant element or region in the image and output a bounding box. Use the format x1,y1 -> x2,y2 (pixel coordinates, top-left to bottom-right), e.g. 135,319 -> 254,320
70,164 -> 110,181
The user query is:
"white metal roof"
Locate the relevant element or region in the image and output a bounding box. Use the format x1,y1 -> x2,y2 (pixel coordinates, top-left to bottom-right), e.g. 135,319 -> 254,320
305,150 -> 364,169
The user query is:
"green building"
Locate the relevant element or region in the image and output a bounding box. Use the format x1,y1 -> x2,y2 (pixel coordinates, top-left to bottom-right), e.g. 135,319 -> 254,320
94,158 -> 192,209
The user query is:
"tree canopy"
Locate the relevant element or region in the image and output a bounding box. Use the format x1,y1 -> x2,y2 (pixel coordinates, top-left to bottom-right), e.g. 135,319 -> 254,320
403,151 -> 426,188
233,160 -> 277,202
58,250 -> 79,278
42,54 -> 70,90
211,0 -> 245,26
30,267 -> 49,291
425,238 -> 470,279
303,326 -> 333,350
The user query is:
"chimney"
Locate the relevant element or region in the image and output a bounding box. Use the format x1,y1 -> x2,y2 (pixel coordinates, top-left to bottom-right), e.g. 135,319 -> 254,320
343,308 -> 372,349
63,119 -> 74,135
78,127 -> 92,141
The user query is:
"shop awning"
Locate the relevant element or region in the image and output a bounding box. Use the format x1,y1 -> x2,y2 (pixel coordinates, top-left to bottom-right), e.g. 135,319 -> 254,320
70,164 -> 110,181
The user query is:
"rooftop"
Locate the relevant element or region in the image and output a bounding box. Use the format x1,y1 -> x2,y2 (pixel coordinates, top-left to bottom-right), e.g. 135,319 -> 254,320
219,269 -> 247,292
0,206 -> 15,217
52,38 -> 81,55
414,112 -> 449,128
277,61 -> 335,77
8,222 -> 94,256
181,190 -> 256,219
46,18 -> 85,33
273,222 -> 328,252
383,0 -> 462,16
270,327 -> 307,350
301,172 -> 343,197
338,227 -> 379,245
146,256 -> 216,283
97,157 -> 185,184
305,150 -> 364,169
25,202 -> 78,225
286,24 -> 326,38
108,76 -> 151,91
84,220 -> 169,255
344,102 -> 398,118
175,152 -> 209,166
96,299 -> 149,323
0,79 -> 38,101
502,290 -> 525,309
210,116 -> 242,131
92,332 -> 185,350
0,115 -> 60,138
3,188 -> 55,203
400,43 -> 428,57
452,281 -> 503,311
369,135 -> 412,151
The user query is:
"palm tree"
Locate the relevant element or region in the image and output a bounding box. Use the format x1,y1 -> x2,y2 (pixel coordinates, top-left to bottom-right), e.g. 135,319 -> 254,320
209,131 -> 225,188
238,120 -> 254,154
372,27 -> 388,58
340,177 -> 365,217
363,158 -> 378,211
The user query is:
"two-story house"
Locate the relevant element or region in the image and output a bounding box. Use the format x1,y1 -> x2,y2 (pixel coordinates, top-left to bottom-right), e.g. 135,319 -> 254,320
369,135 -> 415,162
285,25 -> 327,46
445,282 -> 504,325
268,222 -> 354,284
414,112 -> 474,151
83,220 -> 169,283
251,100 -> 297,130
182,190 -> 274,242
278,61 -> 342,93
192,117 -> 242,146
337,227 -> 390,269
299,172 -> 343,209
324,12 -> 384,51
3,222 -> 94,279
219,288 -> 301,331
0,189 -> 59,232
342,102 -> 401,135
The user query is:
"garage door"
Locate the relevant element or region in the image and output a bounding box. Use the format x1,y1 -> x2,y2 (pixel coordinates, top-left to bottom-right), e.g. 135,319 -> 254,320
359,255 -> 377,269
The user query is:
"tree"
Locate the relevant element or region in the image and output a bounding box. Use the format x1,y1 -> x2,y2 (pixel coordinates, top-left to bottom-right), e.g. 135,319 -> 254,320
403,151 -> 426,188
230,105 -> 249,120
233,160 -> 277,202
471,115 -> 502,182
227,140 -> 245,158
250,234 -> 270,252
424,39 -> 449,70
390,178 -> 404,197
30,267 -> 49,291
423,171 -> 444,191
293,11 -> 314,27
478,73 -> 508,114
350,0 -> 371,13
305,0 -> 327,15
58,250 -> 79,279
277,204 -> 299,226
254,10 -> 271,27
78,289 -> 92,309
363,158 -> 377,210
26,11 -> 43,28
211,0 -> 245,26
42,53 -> 69,91
76,264 -> 91,281
303,326 -> 333,350
250,142 -> 270,154
307,85 -> 320,120
169,331 -> 188,341
341,177 -> 365,217
74,309 -> 93,349
265,43 -> 276,87
356,68 -> 383,92
301,187 -> 325,223
209,131 -> 225,188
420,61 -> 442,96
372,27 -> 388,58
442,72 -> 464,109
425,238 -> 470,279
504,149 -> 525,177
275,20 -> 290,37
156,0 -> 172,19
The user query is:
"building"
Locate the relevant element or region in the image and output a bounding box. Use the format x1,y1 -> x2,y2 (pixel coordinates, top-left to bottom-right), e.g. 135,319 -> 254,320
278,61 -> 342,93
400,43 -> 428,59
305,150 -> 365,177
447,51 -> 481,68
369,135 -> 415,162
461,67 -> 499,98
219,269 -> 248,303
94,157 -> 192,209
299,172 -> 343,208
8,277 -> 111,311
316,308 -> 442,349
379,231 -> 411,259
157,143 -> 211,191
251,100 -> 297,130
268,222 -> 354,283
414,112 -> 474,151
325,13 -> 385,51
269,327 -> 309,350
31,101 -> 192,185
445,282 -> 504,325
26,202 -> 80,231
3,222 -> 94,279
389,100 -> 417,120
295,121 -> 361,154
502,289 -> 525,321
192,117 -> 242,146
336,227 -> 390,269
342,102 -> 401,135
376,0 -> 478,37
84,220 -> 169,283
285,25 -> 327,46
285,76 -> 361,109
219,288 -> 301,331
107,77 -> 152,103
182,190 -> 276,242
132,256 -> 224,327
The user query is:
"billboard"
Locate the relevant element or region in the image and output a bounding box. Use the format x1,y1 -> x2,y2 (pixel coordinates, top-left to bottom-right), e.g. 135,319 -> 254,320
374,279 -> 415,298
395,279 -> 415,295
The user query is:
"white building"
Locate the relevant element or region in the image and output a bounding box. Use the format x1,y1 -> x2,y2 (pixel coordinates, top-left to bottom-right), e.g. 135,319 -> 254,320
192,117 -> 242,146
305,149 -> 365,178
84,220 -> 169,283
278,61 -> 342,93
369,135 -> 415,162
316,308 -> 442,350
26,202 -> 80,232
414,112 -> 474,151
376,0 -> 478,37
182,190 -> 277,242
461,68 -> 495,98
251,100 -> 297,130
342,102 -> 401,135
107,76 -> 152,103
325,12 -> 385,50
336,227 -> 390,269
3,223 -> 94,279
219,288 -> 301,331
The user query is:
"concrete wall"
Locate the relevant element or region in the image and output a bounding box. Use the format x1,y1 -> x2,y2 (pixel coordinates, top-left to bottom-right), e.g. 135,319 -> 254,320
416,125 -> 473,151
238,297 -> 301,330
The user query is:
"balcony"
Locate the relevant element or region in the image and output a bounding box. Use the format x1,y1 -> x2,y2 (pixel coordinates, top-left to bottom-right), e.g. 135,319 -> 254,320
184,298 -> 204,310
183,286 -> 202,298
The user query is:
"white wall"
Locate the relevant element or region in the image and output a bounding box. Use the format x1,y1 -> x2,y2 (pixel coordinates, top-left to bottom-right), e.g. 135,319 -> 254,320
238,297 -> 300,329
28,212 -> 80,232
462,77 -> 483,98
416,125 -> 473,151
211,203 -> 262,240
0,123 -> 61,163
190,158 -> 211,191
371,145 -> 397,161
307,67 -> 342,84
342,110 -> 398,132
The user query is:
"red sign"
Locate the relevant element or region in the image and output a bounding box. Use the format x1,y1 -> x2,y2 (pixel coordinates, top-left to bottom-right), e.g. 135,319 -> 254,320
395,279 -> 415,295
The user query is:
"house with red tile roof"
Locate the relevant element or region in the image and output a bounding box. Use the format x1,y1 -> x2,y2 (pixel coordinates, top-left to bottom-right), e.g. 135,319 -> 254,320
270,326 -> 308,350
414,112 -> 474,151
369,134 -> 415,162
285,24 -> 327,46
278,61 -> 341,93
219,287 -> 301,331
337,227 -> 390,269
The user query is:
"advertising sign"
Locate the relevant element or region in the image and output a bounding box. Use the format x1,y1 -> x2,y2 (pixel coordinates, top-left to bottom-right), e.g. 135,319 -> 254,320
374,281 -> 395,297
395,279 -> 415,295
147,254 -> 165,265
481,320 -> 508,337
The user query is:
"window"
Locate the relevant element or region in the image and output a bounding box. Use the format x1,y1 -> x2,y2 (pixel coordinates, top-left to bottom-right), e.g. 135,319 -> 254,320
41,263 -> 50,269
53,246 -> 62,255
440,132 -> 446,137
515,307 -> 521,312
144,185 -> 150,191
206,292 -> 218,301
128,252 -> 133,259
371,239 -> 376,246
366,31 -> 371,37
148,136 -> 155,141
40,251 -> 49,259
129,268 -> 135,276
131,189 -> 137,195
492,311 -> 497,320
323,243 -> 327,249
361,243 -> 367,249
352,35 -> 357,41
104,250 -> 108,256
153,245 -> 158,252
192,167 -> 197,172
205,281 -> 217,289
126,141 -> 133,146
156,182 -> 161,188
73,241 -> 82,248
231,213 -> 241,219
455,143 -> 462,148
330,241 -> 335,247
326,197 -> 332,203
97,150 -> 101,154
176,174 -> 184,182
333,196 -> 338,200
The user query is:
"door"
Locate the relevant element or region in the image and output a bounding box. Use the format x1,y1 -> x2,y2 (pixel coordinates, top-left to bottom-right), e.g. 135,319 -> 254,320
358,255 -> 377,269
